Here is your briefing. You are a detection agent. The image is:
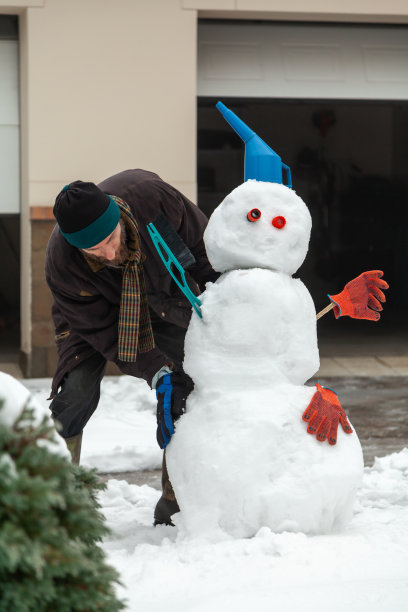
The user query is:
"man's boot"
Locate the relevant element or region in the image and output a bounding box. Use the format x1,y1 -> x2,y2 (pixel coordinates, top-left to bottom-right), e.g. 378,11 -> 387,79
65,433 -> 82,465
154,452 -> 180,526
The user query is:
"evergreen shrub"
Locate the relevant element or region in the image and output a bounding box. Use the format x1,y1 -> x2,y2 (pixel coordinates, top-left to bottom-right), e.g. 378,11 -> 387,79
0,385 -> 125,612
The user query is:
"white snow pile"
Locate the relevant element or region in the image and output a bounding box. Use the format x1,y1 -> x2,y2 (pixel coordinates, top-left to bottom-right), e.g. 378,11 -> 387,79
100,449 -> 408,612
0,372 -> 68,458
17,374 -> 408,611
25,374 -> 161,472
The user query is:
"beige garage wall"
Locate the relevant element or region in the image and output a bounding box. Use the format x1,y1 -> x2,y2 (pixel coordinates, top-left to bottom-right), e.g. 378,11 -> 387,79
5,0 -> 408,212
12,0 -> 199,363
25,0 -> 197,207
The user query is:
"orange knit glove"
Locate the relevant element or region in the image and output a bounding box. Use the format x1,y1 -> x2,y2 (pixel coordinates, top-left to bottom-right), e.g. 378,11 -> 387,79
328,270 -> 388,321
302,383 -> 353,445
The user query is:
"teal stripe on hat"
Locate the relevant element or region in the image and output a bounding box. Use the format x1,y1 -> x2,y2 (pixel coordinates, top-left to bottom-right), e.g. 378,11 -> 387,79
60,196 -> 120,248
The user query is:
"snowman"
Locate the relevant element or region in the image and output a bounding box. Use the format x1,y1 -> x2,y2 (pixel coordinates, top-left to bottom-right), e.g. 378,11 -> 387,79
165,103 -> 387,539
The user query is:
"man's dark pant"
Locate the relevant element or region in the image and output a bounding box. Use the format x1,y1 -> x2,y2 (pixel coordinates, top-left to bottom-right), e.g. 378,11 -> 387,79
50,312 -> 187,524
50,311 -> 187,439
50,352 -> 107,439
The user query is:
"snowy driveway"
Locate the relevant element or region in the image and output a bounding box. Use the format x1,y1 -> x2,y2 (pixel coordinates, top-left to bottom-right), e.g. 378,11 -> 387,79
23,375 -> 408,612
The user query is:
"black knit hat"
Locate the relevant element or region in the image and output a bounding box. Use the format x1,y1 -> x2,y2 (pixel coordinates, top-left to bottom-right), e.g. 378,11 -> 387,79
53,180 -> 120,249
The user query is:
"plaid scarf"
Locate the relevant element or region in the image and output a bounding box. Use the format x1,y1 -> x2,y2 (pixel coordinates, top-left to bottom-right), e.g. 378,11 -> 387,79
110,195 -> 155,361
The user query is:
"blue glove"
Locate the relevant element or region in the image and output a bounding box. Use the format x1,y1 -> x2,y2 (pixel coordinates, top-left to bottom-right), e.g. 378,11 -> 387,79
155,371 -> 194,449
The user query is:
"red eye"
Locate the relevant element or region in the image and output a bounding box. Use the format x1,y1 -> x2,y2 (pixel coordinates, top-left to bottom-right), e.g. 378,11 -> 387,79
272,216 -> 286,229
247,208 -> 261,222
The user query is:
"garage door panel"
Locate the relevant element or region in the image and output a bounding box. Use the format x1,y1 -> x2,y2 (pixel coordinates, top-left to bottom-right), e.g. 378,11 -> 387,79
201,42 -> 264,81
0,125 -> 20,214
0,40 -> 19,125
0,37 -> 19,213
198,23 -> 408,100
362,45 -> 408,82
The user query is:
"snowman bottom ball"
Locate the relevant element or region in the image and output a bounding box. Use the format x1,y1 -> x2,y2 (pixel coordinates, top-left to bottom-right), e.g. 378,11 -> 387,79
166,384 -> 364,539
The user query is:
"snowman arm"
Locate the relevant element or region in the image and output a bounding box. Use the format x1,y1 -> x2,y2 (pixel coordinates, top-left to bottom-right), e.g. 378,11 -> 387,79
317,271 -> 388,321
328,271 -> 388,321
316,303 -> 335,320
302,383 -> 353,445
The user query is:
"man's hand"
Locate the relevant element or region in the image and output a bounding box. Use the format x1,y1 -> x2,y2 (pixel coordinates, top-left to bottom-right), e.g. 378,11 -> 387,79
302,383 -> 353,445
155,371 -> 194,449
329,270 -> 389,321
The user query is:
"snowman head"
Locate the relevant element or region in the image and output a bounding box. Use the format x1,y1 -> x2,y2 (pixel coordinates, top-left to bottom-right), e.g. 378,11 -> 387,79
204,180 -> 312,275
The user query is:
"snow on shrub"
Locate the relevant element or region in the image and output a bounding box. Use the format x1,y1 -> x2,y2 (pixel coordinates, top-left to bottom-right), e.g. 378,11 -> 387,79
0,373 -> 124,612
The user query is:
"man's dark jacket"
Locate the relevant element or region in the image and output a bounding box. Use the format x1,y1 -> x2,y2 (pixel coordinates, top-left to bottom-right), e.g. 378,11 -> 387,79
45,169 -> 217,397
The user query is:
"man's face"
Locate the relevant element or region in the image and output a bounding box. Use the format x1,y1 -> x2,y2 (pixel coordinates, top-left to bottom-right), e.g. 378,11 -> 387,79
82,220 -> 128,266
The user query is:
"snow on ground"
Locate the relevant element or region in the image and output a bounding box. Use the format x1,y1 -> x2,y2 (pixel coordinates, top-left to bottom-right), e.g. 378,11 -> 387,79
24,375 -> 162,472
100,450 -> 408,612
22,376 -> 408,612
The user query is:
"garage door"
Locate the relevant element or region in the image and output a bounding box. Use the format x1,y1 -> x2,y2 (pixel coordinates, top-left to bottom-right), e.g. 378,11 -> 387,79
0,22 -> 19,214
198,22 -> 408,100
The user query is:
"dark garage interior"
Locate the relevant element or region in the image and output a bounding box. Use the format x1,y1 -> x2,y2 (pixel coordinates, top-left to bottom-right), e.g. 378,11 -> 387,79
197,98 -> 408,351
0,215 -> 20,355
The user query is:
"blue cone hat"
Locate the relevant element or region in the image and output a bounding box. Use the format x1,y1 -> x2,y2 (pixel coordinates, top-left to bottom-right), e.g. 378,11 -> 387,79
216,101 -> 292,187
